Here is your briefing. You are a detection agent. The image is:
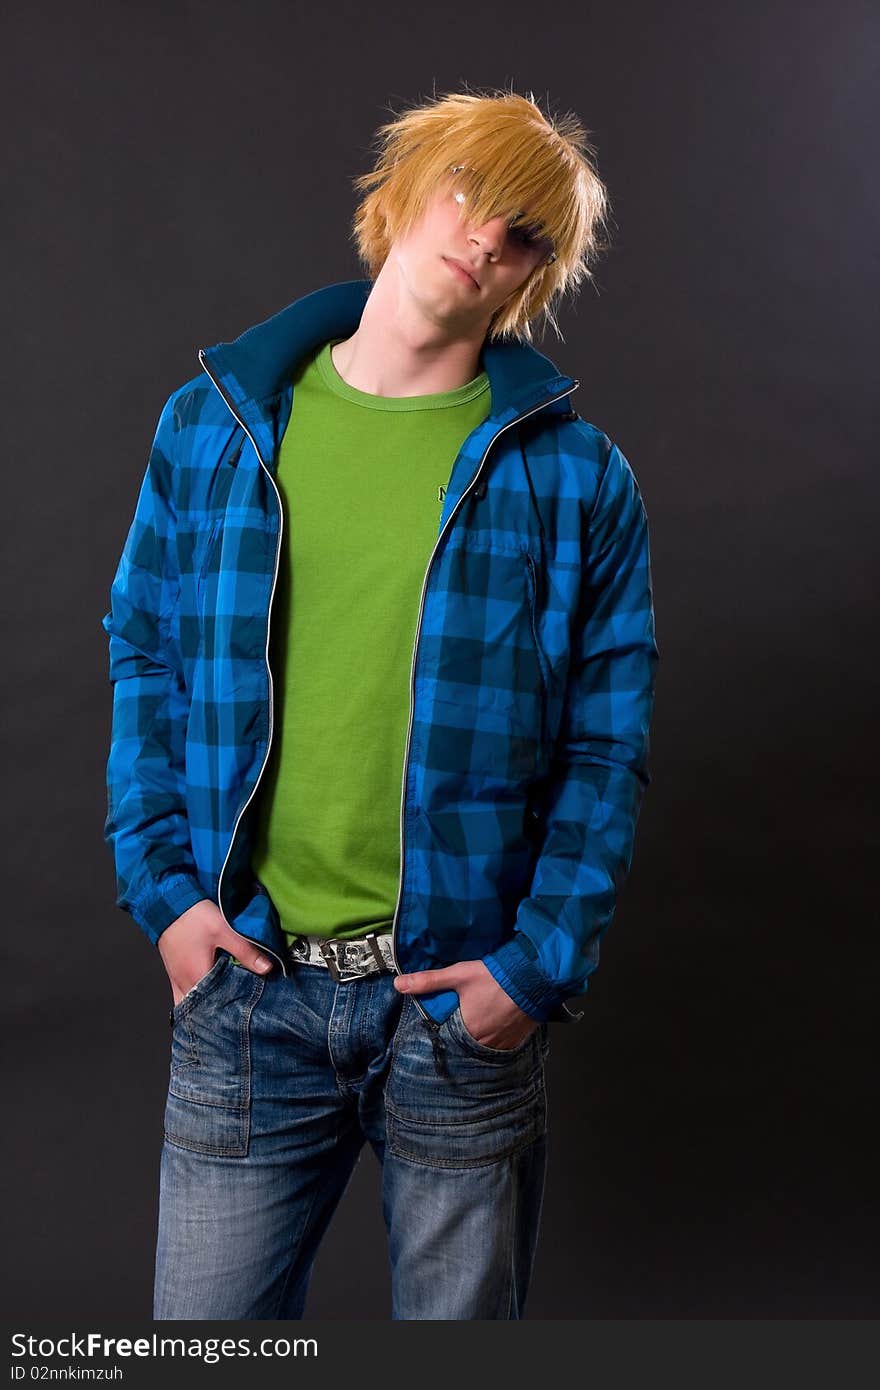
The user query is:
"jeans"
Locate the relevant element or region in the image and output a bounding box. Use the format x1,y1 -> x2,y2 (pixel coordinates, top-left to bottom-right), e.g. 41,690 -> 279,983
153,947 -> 550,1320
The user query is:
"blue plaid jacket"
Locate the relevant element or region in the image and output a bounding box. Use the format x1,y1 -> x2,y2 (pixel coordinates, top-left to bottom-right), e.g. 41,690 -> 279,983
102,278 -> 659,1029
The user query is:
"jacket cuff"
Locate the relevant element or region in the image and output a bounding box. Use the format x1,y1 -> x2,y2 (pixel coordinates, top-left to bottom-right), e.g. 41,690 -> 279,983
128,873 -> 210,947
482,936 -> 573,1023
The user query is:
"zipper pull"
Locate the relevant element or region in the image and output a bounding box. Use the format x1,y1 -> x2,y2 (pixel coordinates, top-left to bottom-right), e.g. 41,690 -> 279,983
419,1015 -> 449,1078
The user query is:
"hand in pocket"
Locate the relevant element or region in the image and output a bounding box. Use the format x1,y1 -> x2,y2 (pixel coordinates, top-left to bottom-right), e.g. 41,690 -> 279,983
158,900 -> 275,1007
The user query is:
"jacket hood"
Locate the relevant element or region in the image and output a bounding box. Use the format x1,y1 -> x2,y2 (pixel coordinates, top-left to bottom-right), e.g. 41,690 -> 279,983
197,278 -> 578,465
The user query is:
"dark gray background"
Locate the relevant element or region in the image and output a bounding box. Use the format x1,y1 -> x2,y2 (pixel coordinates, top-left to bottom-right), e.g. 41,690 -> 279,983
4,0 -> 878,1319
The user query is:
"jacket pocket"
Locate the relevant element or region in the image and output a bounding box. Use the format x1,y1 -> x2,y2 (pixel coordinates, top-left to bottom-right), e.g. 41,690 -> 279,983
523,550 -> 550,753
195,518 -> 223,617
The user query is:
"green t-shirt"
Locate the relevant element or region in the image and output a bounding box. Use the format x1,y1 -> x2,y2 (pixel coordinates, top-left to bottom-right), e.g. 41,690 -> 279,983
248,337 -> 492,948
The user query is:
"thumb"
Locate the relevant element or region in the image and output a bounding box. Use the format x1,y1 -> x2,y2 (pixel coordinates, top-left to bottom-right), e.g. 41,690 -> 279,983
394,965 -> 457,993
222,928 -> 274,975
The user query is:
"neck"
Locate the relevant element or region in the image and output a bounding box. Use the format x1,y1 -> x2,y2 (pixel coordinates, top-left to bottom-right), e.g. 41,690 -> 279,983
330,259 -> 490,397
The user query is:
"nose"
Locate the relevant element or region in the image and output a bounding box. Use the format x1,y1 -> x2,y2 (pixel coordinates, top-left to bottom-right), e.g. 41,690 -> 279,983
466,214 -> 510,261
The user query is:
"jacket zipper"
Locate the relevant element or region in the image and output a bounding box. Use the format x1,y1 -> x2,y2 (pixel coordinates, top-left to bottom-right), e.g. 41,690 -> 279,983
389,384 -> 580,1025
196,349 -> 289,978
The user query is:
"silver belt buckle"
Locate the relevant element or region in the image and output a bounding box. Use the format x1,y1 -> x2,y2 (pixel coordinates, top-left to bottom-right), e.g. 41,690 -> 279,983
318,938 -> 355,982
319,933 -> 387,982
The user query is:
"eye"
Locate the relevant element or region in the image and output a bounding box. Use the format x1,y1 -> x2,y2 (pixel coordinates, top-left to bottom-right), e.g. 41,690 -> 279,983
508,220 -> 555,260
448,168 -> 556,261
510,223 -> 540,248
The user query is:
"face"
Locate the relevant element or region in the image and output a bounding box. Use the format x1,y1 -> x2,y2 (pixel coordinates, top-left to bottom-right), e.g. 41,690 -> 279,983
386,168 -> 555,336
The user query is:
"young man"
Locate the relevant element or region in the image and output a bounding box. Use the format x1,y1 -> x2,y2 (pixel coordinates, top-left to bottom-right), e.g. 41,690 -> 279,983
102,86 -> 659,1320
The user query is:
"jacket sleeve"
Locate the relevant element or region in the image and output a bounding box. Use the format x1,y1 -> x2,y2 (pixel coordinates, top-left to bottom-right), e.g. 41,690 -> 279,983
100,389 -> 208,946
482,438 -> 660,1022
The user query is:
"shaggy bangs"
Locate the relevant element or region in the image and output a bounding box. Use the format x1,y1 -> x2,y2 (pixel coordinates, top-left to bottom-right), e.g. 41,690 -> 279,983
350,85 -> 611,343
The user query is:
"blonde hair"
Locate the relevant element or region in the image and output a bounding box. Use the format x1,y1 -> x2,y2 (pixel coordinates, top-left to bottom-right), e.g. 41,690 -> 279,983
350,83 -> 611,343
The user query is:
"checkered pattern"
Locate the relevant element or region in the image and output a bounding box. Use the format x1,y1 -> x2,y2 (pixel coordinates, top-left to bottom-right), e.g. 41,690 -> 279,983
101,279 -> 659,1026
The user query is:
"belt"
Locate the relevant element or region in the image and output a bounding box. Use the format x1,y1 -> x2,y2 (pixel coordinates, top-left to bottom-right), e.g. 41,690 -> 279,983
285,930 -> 397,983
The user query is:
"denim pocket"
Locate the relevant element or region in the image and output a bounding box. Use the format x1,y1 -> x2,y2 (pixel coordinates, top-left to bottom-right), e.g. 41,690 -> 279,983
169,951 -> 230,1029
384,998 -> 547,1169
446,1003 -> 539,1062
164,958 -> 264,1158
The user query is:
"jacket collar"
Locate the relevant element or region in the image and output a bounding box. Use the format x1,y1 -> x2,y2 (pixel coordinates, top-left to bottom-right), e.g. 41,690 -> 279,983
198,279 -> 577,460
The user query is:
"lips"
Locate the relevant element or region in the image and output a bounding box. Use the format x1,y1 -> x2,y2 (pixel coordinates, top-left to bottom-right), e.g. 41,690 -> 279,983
444,256 -> 480,289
